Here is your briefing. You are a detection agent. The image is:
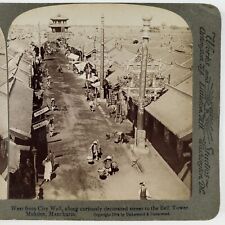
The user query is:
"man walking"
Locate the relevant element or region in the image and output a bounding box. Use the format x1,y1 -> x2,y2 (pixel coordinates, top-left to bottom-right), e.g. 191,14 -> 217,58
138,182 -> 151,200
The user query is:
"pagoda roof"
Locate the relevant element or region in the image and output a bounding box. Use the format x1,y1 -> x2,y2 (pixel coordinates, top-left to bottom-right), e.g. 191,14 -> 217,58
50,14 -> 69,21
49,24 -> 70,28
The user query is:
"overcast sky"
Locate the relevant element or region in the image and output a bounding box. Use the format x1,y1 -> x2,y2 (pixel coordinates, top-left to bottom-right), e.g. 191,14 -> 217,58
12,4 -> 188,27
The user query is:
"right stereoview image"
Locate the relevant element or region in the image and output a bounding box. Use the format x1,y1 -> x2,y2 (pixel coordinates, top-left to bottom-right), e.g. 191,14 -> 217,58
7,4 -> 192,200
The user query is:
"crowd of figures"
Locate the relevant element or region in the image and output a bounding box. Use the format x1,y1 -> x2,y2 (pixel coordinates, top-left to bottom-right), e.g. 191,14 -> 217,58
84,83 -> 129,123
9,158 -> 35,199
9,43 -> 45,199
9,41 -> 61,199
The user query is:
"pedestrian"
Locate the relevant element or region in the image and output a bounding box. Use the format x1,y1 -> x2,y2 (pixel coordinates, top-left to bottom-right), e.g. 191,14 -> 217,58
115,101 -> 122,123
47,150 -> 55,171
41,46 -> 45,60
50,98 -> 56,111
90,141 -> 97,160
108,104 -> 116,118
57,64 -> 63,73
23,158 -> 35,187
48,118 -> 54,137
89,100 -> 95,112
42,158 -> 52,182
121,96 -> 128,122
47,77 -> 51,89
96,139 -> 102,158
34,45 -> 39,57
22,176 -> 33,199
114,131 -> 125,144
86,89 -> 90,101
37,187 -> 44,200
103,155 -> 113,176
138,182 -> 151,200
90,140 -> 101,160
45,68 -> 49,77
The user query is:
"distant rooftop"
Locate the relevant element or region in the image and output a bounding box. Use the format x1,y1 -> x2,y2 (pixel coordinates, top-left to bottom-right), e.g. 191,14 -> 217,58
50,14 -> 69,21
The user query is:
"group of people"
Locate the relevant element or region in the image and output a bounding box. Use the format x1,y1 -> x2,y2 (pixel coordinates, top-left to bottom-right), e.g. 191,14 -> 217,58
106,131 -> 126,144
106,90 -> 129,124
88,140 -> 151,200
86,89 -> 97,112
48,98 -> 58,138
88,140 -> 118,178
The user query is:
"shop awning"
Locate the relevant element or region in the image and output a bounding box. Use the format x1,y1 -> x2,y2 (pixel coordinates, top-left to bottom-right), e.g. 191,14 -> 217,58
18,59 -> 32,74
8,67 -> 17,80
68,53 -> 79,61
91,81 -> 100,88
9,78 -> 33,139
87,76 -> 98,83
106,68 -> 124,85
146,86 -> 192,140
74,61 -> 92,73
21,53 -> 33,66
8,141 -> 21,174
161,65 -> 192,86
77,73 -> 86,80
110,48 -> 136,66
6,52 -> 22,71
15,68 -> 30,87
0,82 -> 7,95
0,67 -> 7,87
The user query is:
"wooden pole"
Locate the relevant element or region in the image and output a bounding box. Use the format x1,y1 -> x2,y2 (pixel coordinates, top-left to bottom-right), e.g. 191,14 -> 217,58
136,17 -> 151,149
100,15 -> 105,99
38,22 -> 41,57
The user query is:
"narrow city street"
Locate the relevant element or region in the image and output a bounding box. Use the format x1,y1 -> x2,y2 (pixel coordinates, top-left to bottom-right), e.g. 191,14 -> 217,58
38,51 -> 190,200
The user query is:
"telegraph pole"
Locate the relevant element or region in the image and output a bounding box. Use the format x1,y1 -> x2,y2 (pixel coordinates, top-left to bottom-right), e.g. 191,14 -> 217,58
38,22 -> 41,57
100,15 -> 105,99
94,35 -> 96,60
135,17 -> 151,151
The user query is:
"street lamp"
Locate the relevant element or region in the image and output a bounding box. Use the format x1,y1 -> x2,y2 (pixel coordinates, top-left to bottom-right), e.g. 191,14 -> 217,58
135,17 -> 152,151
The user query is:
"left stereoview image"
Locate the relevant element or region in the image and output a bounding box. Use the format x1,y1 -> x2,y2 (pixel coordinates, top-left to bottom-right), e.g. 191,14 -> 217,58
0,29 -> 8,200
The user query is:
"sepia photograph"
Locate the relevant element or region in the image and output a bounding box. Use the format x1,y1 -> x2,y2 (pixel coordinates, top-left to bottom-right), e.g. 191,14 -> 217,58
7,3 -> 192,200
0,28 -> 8,200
